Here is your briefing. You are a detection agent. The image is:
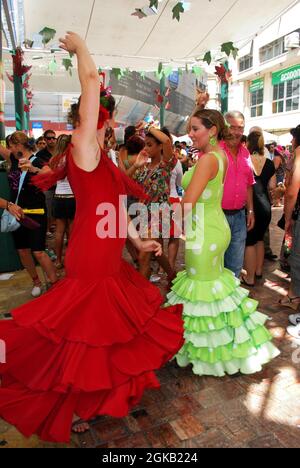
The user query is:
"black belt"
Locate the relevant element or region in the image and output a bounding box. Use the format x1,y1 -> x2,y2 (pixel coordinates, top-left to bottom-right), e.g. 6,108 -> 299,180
223,208 -> 245,216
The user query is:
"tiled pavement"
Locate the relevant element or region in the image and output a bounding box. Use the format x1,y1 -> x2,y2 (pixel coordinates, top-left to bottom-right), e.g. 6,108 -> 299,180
0,207 -> 300,448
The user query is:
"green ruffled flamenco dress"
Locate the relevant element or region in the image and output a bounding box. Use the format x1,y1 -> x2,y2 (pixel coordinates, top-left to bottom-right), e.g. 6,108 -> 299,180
167,152 -> 280,377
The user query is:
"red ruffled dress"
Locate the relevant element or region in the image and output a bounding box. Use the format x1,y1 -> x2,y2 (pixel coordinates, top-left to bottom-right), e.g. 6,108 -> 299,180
0,149 -> 183,443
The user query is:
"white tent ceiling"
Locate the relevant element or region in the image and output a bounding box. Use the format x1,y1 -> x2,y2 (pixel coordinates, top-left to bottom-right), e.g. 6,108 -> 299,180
20,0 -> 297,72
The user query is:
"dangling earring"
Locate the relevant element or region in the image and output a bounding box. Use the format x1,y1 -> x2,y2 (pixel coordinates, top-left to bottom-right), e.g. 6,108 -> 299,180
209,135 -> 217,146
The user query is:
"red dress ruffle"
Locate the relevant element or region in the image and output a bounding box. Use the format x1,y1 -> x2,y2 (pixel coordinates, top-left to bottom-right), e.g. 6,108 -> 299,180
0,150 -> 183,443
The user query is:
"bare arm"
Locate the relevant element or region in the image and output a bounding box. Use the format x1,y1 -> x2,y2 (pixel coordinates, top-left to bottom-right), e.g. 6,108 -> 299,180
126,150 -> 149,179
273,156 -> 281,170
16,160 -> 52,175
268,175 -> 276,195
285,147 -> 300,230
0,197 -> 23,220
246,186 -> 255,231
118,146 -> 128,164
127,215 -> 162,256
176,162 -> 183,188
0,197 -> 8,209
59,32 -> 100,171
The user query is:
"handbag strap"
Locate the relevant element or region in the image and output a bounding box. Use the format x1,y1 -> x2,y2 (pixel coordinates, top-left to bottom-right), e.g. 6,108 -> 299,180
15,155 -> 37,205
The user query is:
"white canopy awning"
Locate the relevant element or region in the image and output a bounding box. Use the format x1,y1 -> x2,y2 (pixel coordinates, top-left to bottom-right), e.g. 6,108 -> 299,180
278,132 -> 293,146
20,0 -> 297,72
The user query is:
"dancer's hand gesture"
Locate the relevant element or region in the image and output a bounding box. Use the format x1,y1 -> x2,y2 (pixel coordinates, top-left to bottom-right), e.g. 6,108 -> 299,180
7,203 -> 24,221
59,32 -> 86,54
134,150 -> 149,169
140,240 -> 162,257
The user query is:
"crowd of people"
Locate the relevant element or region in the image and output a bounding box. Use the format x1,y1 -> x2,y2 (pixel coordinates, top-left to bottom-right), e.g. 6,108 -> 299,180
0,31 -> 299,443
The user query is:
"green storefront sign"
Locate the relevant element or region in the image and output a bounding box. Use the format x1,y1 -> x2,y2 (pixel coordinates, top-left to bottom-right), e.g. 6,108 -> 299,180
250,78 -> 264,93
272,64 -> 300,86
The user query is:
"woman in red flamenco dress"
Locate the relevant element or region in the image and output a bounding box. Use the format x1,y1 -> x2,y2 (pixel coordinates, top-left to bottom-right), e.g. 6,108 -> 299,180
0,32 -> 183,443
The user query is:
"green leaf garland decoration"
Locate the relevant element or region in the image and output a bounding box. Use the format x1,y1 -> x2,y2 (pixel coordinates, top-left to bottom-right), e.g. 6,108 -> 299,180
203,51 -> 212,65
221,42 -> 239,59
156,62 -> 164,80
149,0 -> 159,9
148,1 -> 185,20
172,2 -> 185,22
192,66 -> 203,78
48,57 -> 58,75
39,27 -> 56,45
62,58 -> 73,76
163,66 -> 173,78
112,68 -> 124,80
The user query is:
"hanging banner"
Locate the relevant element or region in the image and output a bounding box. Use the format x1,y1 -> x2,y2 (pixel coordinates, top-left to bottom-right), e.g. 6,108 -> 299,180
62,95 -> 80,114
272,64 -> 300,86
109,71 -> 195,117
249,78 -> 264,93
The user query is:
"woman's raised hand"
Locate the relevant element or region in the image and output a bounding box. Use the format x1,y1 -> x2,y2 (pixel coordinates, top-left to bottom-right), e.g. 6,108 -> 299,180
59,32 -> 86,54
134,150 -> 149,168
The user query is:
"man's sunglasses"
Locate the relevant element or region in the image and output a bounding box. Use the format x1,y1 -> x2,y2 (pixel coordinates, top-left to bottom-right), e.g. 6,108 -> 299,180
45,136 -> 56,141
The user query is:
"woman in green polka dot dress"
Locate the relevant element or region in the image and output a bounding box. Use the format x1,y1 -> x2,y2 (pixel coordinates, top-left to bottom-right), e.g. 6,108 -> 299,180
167,109 -> 280,377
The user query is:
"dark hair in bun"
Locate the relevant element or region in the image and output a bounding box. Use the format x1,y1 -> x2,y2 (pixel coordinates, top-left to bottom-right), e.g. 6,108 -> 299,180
190,108 -> 230,140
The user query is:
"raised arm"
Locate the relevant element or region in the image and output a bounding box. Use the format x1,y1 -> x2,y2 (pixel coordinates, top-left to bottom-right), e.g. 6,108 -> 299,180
147,127 -> 173,162
59,32 -> 100,171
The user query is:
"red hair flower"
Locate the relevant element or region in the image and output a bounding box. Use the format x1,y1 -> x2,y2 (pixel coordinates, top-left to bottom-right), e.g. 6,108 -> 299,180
97,106 -> 110,130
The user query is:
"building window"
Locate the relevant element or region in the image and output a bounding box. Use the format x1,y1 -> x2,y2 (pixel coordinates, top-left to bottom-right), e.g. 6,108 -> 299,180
260,37 -> 285,63
238,54 -> 253,72
250,88 -> 264,117
273,79 -> 300,113
286,79 -> 300,112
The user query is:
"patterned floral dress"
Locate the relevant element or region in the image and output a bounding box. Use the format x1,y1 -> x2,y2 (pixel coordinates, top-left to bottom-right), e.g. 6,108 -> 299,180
134,156 -> 177,238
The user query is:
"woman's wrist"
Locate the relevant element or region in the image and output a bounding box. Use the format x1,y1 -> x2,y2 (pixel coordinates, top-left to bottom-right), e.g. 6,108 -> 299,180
130,235 -> 142,250
30,166 -> 39,174
144,123 -> 154,133
135,238 -> 143,250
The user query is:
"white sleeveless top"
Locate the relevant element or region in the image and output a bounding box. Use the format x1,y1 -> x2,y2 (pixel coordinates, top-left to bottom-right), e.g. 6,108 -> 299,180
55,177 -> 74,196
170,160 -> 183,198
